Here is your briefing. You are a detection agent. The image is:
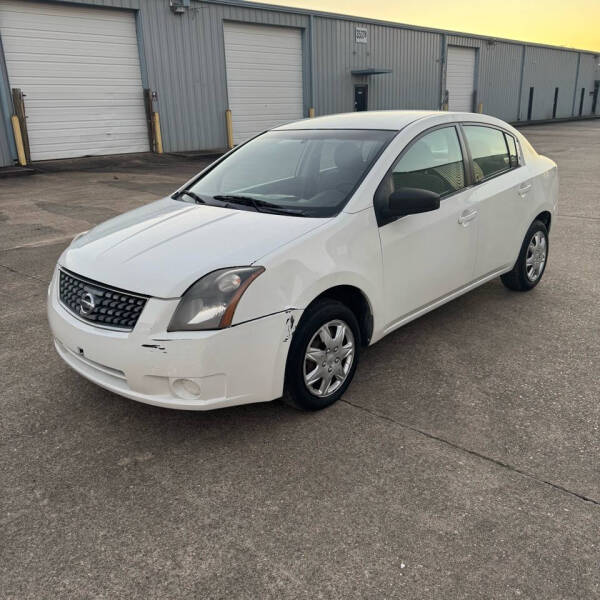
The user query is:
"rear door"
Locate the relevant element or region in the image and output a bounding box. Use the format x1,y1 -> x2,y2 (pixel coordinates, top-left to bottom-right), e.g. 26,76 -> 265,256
376,125 -> 479,330
461,124 -> 531,277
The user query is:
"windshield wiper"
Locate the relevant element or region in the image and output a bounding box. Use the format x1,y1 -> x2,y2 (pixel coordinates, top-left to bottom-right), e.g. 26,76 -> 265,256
172,190 -> 207,204
212,195 -> 304,216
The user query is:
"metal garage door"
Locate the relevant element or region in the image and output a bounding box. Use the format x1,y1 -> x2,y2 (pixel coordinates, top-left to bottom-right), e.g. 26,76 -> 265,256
223,22 -> 304,145
446,46 -> 476,112
0,1 -> 149,161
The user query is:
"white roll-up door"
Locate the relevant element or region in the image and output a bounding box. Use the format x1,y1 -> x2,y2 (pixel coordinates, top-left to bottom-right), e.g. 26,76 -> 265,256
446,46 -> 476,112
223,22 -> 304,145
0,0 -> 149,161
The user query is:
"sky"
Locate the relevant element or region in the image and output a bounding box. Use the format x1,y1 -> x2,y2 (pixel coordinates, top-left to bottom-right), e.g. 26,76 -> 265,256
254,0 -> 600,52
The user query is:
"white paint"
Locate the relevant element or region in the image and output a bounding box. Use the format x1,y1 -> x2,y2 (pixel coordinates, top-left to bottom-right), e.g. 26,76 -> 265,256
0,0 -> 149,161
60,199 -> 329,298
223,22 -> 304,144
48,112 -> 557,410
446,46 -> 477,112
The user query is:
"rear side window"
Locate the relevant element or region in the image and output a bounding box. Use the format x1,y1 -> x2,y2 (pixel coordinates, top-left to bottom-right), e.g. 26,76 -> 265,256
463,125 -> 510,182
389,126 -> 465,197
505,133 -> 519,168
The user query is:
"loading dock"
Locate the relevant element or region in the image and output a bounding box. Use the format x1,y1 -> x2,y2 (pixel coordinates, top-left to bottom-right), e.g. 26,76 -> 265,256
0,0 -> 148,161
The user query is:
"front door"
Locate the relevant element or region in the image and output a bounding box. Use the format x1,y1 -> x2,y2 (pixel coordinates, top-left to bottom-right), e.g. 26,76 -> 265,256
375,125 -> 478,331
354,85 -> 368,111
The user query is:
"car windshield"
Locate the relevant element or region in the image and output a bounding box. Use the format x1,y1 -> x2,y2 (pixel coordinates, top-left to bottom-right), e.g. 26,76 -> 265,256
183,129 -> 397,217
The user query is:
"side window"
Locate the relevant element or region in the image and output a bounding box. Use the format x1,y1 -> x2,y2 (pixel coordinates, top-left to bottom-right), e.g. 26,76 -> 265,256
389,127 -> 465,196
504,133 -> 519,168
463,125 -> 510,182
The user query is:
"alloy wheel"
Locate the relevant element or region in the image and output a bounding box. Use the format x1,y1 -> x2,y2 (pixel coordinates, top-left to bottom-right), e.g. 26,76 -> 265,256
525,230 -> 547,282
303,319 -> 355,397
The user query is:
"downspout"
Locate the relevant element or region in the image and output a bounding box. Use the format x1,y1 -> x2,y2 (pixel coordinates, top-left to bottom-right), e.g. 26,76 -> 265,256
516,45 -> 526,121
439,33 -> 447,110
571,52 -> 581,117
309,13 -> 316,115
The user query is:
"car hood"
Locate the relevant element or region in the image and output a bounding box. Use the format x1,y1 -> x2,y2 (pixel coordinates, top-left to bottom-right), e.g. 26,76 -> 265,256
60,198 -> 328,297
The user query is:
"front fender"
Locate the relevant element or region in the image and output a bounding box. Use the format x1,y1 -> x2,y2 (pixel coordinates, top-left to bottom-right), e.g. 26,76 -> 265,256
232,210 -> 385,337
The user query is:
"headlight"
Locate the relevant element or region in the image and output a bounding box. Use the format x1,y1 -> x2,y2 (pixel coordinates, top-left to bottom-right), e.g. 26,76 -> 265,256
168,266 -> 265,331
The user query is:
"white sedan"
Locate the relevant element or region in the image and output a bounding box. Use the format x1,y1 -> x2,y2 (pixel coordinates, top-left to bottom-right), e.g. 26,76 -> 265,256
48,111 -> 558,411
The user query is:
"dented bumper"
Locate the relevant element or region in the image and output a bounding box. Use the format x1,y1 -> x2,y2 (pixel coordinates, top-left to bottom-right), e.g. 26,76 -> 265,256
47,269 -> 301,410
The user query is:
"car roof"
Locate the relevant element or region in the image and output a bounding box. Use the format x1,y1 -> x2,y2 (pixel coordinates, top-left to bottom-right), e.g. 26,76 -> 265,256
274,110 -> 506,131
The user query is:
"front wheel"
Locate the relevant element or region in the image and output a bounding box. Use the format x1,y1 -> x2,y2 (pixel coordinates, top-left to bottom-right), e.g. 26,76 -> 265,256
501,219 -> 549,291
284,299 -> 360,411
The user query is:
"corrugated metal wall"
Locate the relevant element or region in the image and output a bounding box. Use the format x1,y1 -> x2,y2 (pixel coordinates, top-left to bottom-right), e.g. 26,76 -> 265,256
313,17 -> 441,115
576,54 -> 599,116
0,30 -> 14,167
520,46 -> 580,120
0,0 -> 598,167
0,102 -> 11,166
137,2 -> 308,153
446,36 -> 523,122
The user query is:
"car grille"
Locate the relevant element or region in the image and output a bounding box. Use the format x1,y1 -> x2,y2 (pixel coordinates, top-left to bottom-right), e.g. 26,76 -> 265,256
58,269 -> 148,331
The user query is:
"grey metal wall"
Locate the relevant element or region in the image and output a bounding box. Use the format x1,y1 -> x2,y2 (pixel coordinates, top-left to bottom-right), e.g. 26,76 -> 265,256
312,17 -> 442,115
446,35 -> 523,122
0,30 -> 14,167
0,0 -> 598,167
520,46 -> 580,120
575,54 -> 599,116
138,1 -> 308,153
0,102 -> 11,167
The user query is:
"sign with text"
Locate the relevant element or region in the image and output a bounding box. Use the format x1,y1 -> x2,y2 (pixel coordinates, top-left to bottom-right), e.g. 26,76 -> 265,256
355,27 -> 368,44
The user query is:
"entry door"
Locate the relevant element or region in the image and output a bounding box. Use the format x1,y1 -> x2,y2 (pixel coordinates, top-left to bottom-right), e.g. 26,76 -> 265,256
354,85 -> 368,111
446,47 -> 476,112
223,22 -> 304,144
376,126 -> 478,330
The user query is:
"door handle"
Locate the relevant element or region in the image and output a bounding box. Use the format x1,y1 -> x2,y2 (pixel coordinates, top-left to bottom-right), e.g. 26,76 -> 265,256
518,183 -> 532,197
458,210 -> 478,225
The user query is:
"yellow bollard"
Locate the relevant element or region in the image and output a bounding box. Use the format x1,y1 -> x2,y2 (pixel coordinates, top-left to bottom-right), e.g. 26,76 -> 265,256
152,112 -> 163,154
478,102 -> 483,113
309,107 -> 315,118
11,115 -> 27,166
225,109 -> 234,149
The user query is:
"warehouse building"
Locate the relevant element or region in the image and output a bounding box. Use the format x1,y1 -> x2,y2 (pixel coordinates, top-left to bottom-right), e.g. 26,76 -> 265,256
0,0 -> 598,167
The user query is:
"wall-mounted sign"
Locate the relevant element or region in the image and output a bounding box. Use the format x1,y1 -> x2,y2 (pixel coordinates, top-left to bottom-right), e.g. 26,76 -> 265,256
355,27 -> 368,44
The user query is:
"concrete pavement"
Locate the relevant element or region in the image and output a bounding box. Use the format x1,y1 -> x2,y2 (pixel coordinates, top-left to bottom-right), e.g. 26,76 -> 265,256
1,121 -> 599,599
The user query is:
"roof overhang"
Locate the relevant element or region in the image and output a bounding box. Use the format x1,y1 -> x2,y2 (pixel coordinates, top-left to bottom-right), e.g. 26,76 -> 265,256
350,68 -> 393,76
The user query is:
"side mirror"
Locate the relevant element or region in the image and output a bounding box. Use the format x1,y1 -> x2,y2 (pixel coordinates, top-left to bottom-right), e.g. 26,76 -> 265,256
388,187 -> 441,217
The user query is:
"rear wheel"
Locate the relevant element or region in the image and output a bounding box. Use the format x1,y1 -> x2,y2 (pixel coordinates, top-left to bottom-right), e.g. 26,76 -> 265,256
284,299 -> 360,411
501,219 -> 549,291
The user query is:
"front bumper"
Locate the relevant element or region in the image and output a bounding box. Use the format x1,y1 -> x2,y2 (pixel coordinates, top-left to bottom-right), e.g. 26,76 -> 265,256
47,269 -> 300,410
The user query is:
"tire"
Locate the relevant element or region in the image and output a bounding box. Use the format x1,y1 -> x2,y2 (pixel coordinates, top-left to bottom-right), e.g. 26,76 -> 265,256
284,299 -> 361,411
501,219 -> 549,291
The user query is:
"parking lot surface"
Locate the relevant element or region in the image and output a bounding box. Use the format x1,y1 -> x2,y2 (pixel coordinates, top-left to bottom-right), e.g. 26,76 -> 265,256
1,120 -> 599,599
